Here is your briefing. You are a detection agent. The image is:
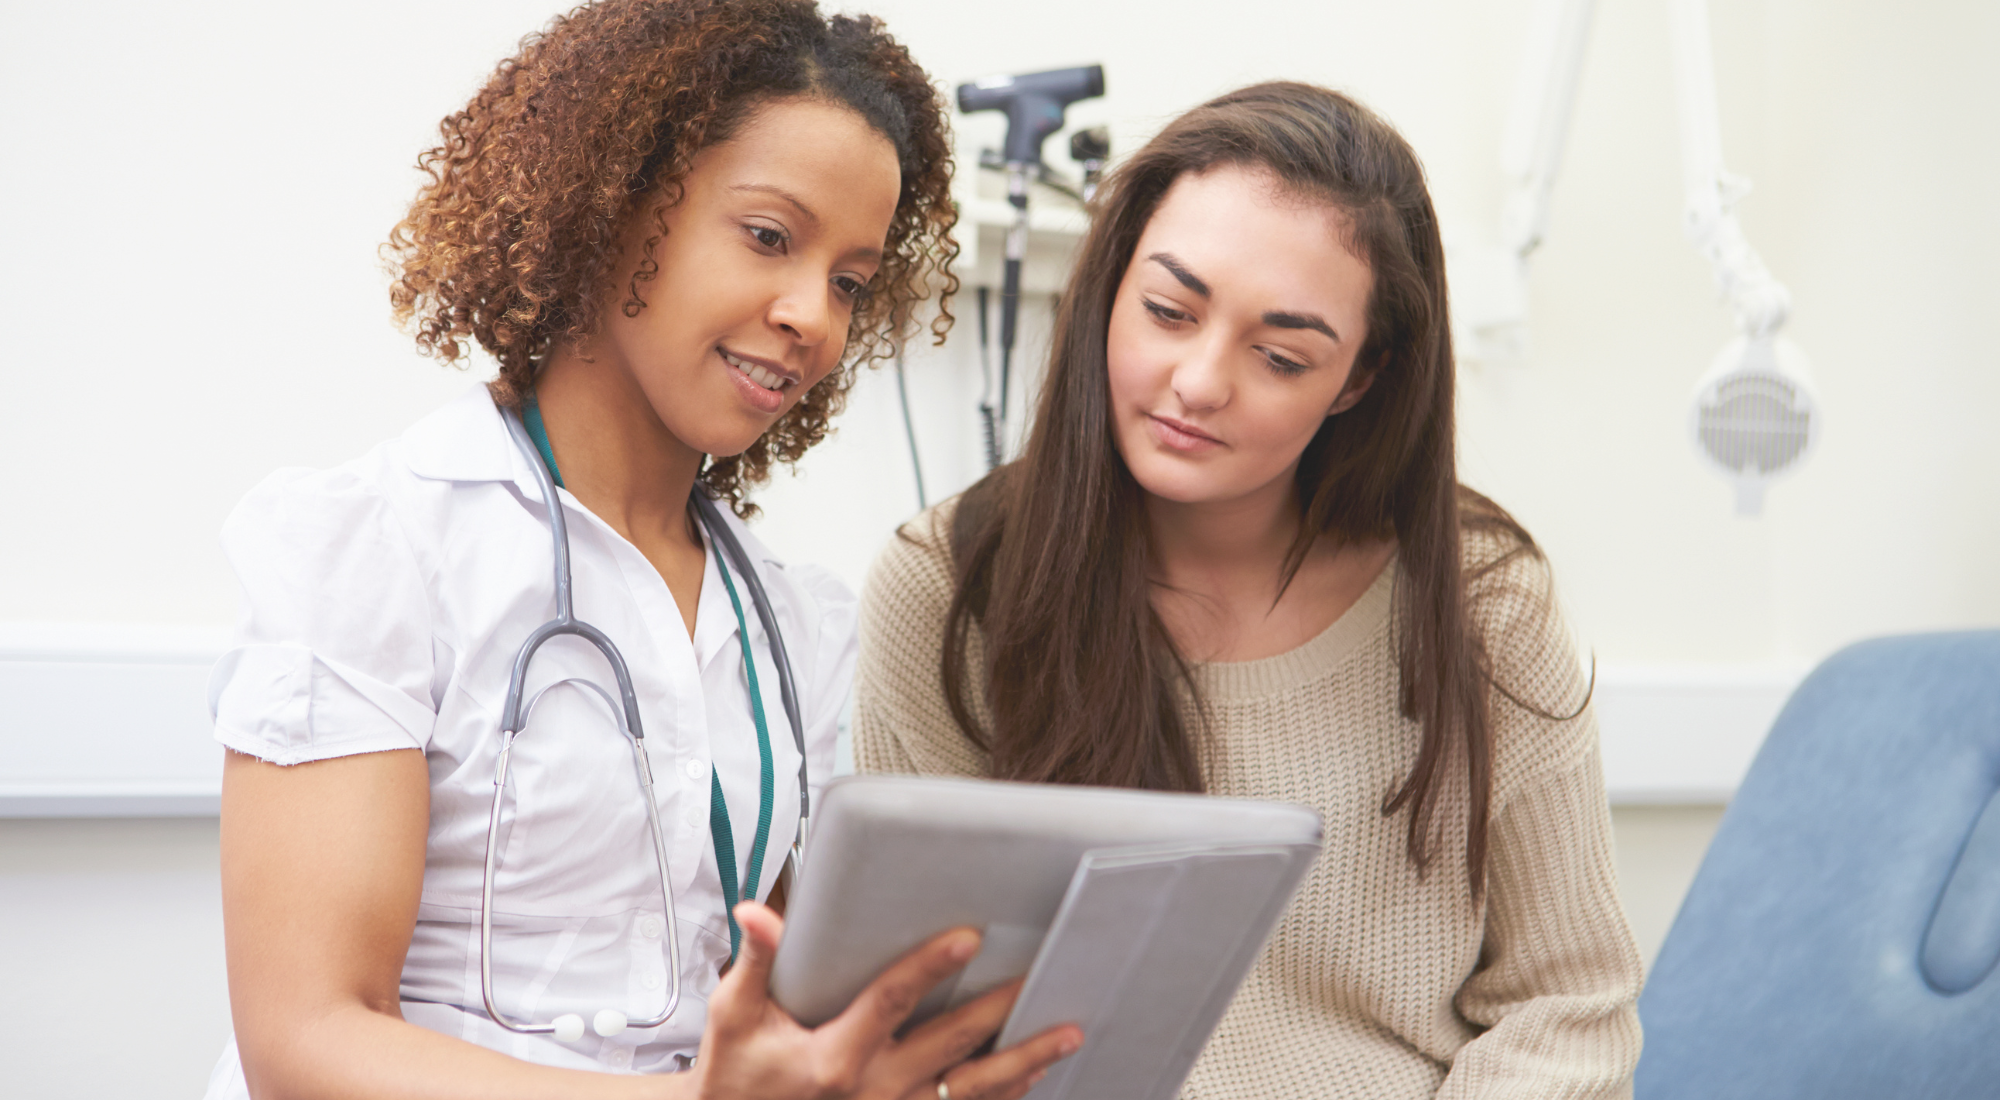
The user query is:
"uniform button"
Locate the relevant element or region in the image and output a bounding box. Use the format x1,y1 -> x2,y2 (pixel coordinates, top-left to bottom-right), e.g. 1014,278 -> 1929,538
607,1047 -> 632,1068
639,916 -> 664,939
643,972 -> 663,990
684,759 -> 705,780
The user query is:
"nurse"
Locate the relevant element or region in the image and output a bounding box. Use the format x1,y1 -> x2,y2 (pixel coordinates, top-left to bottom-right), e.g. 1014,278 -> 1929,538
204,2 -> 1078,1098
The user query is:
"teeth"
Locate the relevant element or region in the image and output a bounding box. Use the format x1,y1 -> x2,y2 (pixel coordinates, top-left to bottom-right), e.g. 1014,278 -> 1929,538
720,349 -> 788,392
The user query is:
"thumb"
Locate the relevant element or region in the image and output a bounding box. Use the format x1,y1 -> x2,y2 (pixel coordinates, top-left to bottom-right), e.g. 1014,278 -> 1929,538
728,901 -> 785,1001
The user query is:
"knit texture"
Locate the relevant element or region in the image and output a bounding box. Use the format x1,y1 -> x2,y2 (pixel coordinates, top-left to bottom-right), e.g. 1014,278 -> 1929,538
854,501 -> 1643,1100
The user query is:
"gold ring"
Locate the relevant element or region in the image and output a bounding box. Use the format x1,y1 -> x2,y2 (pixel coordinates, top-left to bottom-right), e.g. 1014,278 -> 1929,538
936,1080 -> 951,1100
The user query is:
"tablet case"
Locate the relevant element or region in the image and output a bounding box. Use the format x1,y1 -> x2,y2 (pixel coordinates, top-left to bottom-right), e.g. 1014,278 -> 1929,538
769,775 -> 1323,1099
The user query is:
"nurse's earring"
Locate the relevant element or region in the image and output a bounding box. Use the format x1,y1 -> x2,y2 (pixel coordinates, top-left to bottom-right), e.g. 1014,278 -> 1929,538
550,1010 -> 629,1043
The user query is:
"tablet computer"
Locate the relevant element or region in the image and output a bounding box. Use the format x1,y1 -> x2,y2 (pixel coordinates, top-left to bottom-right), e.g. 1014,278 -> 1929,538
769,775 -> 1322,1053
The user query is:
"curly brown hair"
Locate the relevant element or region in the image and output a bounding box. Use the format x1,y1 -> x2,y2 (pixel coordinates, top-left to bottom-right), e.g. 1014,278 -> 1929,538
387,0 -> 958,512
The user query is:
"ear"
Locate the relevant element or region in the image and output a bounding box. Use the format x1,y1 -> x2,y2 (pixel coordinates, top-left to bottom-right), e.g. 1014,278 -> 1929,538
1326,359 -> 1378,417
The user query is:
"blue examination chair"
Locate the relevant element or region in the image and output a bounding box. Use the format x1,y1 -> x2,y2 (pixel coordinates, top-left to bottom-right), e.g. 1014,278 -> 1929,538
1635,631 -> 2000,1099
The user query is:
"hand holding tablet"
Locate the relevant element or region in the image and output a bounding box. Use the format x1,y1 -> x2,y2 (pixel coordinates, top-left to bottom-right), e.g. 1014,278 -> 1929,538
770,777 -> 1324,1100
696,900 -> 1082,1100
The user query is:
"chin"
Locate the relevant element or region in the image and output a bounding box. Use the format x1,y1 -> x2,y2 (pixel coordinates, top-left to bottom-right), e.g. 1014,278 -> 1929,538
1123,453 -> 1237,505
669,412 -> 777,461
702,428 -> 776,460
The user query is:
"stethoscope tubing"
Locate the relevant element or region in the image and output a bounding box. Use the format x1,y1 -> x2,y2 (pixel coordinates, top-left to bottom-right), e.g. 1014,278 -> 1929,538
478,406 -> 808,1039
481,674 -> 683,1033
688,491 -> 813,874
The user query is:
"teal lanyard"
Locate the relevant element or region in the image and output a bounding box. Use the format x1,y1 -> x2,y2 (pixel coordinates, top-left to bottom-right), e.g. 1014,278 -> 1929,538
521,397 -> 775,961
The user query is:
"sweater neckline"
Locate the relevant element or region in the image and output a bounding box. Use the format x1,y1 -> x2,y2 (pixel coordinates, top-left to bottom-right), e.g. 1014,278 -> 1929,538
1186,558 -> 1397,701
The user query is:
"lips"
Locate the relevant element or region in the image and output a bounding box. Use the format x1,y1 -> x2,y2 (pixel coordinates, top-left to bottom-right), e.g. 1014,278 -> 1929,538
718,346 -> 797,392
1147,413 -> 1224,453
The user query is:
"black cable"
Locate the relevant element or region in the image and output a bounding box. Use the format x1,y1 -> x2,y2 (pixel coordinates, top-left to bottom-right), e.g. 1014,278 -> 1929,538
894,348 -> 927,510
999,256 -> 1021,429
976,285 -> 1000,469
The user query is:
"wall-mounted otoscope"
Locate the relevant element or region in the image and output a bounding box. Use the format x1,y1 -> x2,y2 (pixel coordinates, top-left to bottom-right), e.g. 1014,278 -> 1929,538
957,64 -> 1105,468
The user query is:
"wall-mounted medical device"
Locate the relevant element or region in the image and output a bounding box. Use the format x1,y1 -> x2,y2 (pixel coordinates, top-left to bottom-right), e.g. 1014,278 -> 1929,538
1459,0 -> 1815,516
957,64 -> 1107,469
1673,0 -> 1817,515
1451,0 -> 1597,365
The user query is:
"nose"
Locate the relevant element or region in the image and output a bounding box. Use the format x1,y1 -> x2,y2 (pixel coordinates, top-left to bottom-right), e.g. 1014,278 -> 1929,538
767,271 -> 832,349
1170,331 -> 1233,413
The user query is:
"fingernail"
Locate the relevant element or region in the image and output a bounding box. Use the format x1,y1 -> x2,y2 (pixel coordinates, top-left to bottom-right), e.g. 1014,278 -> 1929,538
949,932 -> 981,961
1060,1032 -> 1082,1057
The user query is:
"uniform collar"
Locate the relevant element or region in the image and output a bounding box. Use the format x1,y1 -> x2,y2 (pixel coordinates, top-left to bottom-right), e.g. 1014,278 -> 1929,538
400,385 -> 529,485
402,385 -> 791,663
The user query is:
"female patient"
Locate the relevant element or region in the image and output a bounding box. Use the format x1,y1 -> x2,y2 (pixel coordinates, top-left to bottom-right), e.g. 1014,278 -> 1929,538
855,83 -> 1643,1098
207,1 -> 1074,1097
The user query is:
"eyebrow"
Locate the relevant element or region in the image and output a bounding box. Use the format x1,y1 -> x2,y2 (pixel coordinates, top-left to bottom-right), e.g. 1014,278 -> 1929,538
1148,252 -> 1341,343
1147,252 -> 1210,298
728,182 -> 886,264
730,183 -> 819,226
1262,310 -> 1340,343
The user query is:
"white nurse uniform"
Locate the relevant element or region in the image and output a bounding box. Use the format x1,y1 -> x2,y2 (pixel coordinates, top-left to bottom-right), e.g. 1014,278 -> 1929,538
202,386 -> 852,1095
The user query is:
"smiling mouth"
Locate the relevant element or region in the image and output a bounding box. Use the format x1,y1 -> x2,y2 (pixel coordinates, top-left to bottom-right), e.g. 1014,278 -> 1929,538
719,347 -> 796,392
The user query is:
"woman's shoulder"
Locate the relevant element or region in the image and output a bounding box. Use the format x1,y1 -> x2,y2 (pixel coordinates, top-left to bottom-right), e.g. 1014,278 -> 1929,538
773,559 -> 858,621
853,498 -> 993,776
862,496 -> 962,623
1457,492 -> 1543,584
223,447 -> 425,571
710,504 -> 859,651
224,388 -> 501,550
1453,497 -> 1598,799
1455,493 -> 1563,644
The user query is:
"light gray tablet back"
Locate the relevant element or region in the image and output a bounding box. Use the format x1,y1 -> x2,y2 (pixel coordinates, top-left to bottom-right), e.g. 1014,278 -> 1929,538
768,774 -> 1323,1064
992,842 -> 1311,1100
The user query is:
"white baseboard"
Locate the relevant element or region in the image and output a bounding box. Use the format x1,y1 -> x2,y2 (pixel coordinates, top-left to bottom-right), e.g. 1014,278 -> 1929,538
0,623 -> 1805,816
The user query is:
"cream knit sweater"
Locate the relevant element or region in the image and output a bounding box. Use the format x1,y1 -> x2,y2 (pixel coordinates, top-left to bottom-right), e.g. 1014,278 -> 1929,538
852,501 -> 1643,1100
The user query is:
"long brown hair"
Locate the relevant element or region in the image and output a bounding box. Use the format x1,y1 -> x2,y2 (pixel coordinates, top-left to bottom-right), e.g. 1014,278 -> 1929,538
386,0 -> 957,513
942,82 -> 1543,896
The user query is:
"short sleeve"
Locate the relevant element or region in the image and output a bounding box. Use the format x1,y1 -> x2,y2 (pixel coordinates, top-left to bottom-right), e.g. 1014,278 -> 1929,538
788,561 -> 858,804
208,466 -> 438,765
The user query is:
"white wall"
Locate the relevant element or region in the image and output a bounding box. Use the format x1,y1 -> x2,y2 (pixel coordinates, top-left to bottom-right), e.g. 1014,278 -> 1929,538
6,0 -> 1993,652
0,819 -> 229,1097
2,0 -> 1995,1096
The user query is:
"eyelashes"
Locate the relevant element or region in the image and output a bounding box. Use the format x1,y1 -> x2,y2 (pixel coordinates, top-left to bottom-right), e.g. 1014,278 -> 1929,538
746,221 -> 869,303
1140,297 -> 1310,376
1262,349 -> 1308,376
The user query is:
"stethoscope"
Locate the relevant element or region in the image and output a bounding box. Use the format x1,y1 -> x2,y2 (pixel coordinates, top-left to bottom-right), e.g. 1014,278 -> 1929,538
478,403 -> 809,1044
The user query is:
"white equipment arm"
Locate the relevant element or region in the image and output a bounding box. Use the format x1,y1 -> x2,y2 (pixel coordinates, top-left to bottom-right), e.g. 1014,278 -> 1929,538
1671,0 -> 1790,337
1500,0 -> 1598,263
1453,0 -> 1595,364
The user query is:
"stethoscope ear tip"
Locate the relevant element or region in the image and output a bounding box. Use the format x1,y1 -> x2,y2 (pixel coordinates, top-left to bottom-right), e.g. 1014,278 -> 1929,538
551,1010 -> 630,1042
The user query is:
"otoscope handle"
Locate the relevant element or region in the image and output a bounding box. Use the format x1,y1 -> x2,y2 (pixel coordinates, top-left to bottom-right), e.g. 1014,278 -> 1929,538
957,65 -> 1105,166
1000,257 -> 1021,360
